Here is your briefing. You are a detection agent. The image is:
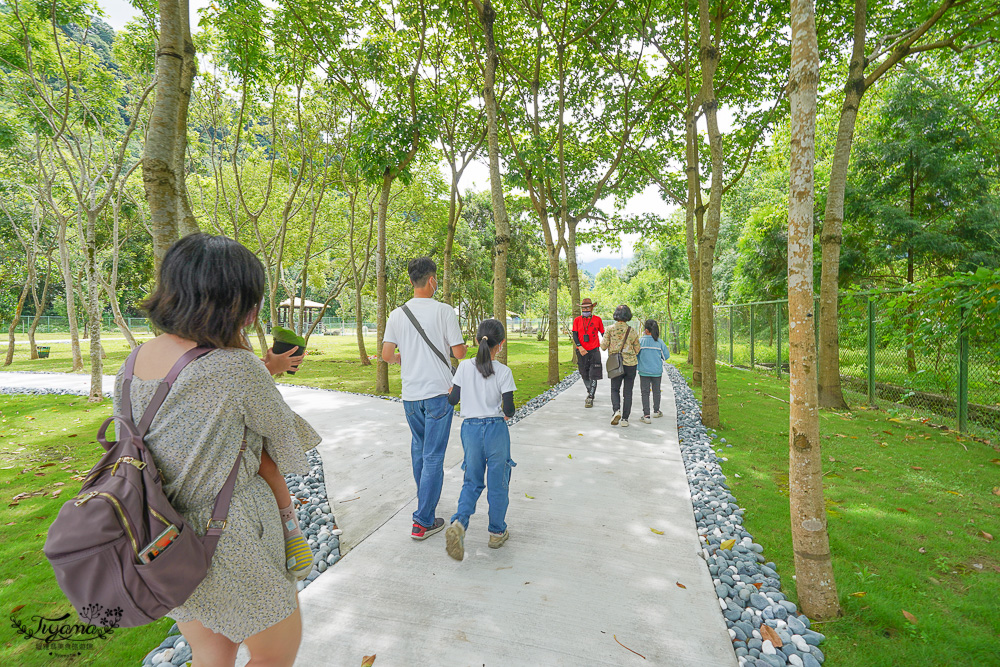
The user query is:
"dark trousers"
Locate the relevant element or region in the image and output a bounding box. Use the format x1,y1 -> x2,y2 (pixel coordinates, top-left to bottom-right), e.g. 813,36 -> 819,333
640,375 -> 662,416
610,364 -> 638,419
577,348 -> 602,397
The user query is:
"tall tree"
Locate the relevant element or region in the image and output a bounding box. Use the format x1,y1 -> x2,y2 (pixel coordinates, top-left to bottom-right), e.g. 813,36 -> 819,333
787,0 -> 841,620
143,0 -> 199,269
816,0 -> 1000,408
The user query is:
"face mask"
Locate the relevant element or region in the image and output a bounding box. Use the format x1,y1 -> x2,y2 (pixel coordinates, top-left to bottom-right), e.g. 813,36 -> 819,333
582,310 -> 591,317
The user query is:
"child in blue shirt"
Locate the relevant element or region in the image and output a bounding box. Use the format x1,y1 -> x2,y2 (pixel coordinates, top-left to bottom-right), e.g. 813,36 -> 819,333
637,318 -> 670,424
445,318 -> 517,560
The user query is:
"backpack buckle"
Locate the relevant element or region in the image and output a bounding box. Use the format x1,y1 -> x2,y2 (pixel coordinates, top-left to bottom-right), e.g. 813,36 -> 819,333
74,492 -> 98,506
206,519 -> 227,531
112,456 -> 147,476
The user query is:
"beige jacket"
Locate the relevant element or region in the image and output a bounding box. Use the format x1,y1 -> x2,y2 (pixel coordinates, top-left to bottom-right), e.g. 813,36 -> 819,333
601,321 -> 640,367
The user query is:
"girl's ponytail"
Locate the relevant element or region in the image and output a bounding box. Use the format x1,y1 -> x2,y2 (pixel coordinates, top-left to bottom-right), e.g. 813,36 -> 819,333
644,318 -> 660,342
474,318 -> 506,378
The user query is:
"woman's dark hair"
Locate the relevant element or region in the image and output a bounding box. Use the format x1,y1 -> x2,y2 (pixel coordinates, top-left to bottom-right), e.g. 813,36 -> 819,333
142,233 -> 266,350
474,318 -> 506,379
613,304 -> 633,322
407,256 -> 437,287
644,318 -> 660,341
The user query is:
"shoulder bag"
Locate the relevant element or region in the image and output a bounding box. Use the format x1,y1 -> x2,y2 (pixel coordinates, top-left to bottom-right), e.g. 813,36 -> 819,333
605,327 -> 632,379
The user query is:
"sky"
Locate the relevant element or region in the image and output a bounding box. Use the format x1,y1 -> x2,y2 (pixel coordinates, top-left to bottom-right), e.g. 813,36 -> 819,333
96,0 -> 709,268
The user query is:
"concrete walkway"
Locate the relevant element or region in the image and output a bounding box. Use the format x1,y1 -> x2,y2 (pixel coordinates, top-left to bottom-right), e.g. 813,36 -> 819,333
0,366 -> 736,666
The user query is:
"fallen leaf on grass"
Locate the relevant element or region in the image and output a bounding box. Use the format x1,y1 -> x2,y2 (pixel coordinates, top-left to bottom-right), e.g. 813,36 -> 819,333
911,466 -> 923,470
11,604 -> 24,614
849,592 -> 866,597
978,531 -> 994,542
946,490 -> 963,496
896,508 -> 908,513
524,493 -> 535,499
361,655 -> 376,667
992,487 -> 1000,496
676,582 -> 686,589
887,418 -> 903,423
902,610 -> 918,625
650,528 -> 664,535
918,547 -> 927,554
990,458 -> 1000,465
51,490 -> 61,498
853,467 -> 868,472
719,539 -> 736,551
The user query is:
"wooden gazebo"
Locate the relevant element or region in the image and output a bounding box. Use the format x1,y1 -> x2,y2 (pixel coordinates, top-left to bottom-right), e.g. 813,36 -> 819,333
276,297 -> 325,329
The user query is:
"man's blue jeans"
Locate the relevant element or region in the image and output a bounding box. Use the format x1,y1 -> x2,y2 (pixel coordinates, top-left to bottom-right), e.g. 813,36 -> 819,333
403,394 -> 454,528
450,417 -> 516,535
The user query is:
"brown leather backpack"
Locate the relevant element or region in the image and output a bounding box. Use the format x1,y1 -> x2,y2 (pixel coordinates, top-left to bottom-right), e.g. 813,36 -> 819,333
44,346 -> 246,628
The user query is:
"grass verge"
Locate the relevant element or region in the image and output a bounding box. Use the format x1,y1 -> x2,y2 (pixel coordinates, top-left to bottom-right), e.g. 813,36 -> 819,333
671,359 -> 1000,666
1,394 -> 173,666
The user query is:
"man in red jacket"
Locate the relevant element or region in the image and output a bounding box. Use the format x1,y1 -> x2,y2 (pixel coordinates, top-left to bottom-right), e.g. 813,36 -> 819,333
571,297 -> 605,408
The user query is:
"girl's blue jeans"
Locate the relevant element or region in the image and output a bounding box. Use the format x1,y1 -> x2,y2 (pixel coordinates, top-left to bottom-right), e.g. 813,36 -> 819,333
450,417 -> 516,535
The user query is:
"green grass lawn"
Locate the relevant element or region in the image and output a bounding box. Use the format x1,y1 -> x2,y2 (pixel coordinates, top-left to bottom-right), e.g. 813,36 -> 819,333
671,360 -> 1000,666
1,394 -> 174,666
1,332 -> 577,408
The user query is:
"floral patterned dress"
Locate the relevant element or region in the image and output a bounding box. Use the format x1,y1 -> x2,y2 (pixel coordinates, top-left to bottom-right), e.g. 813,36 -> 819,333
113,348 -> 321,642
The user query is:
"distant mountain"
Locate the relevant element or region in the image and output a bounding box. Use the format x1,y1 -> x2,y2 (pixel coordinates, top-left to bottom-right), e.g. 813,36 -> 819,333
579,257 -> 632,278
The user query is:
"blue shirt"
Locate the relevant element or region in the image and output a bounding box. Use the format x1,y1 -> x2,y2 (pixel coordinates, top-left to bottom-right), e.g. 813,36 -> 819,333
637,334 -> 670,377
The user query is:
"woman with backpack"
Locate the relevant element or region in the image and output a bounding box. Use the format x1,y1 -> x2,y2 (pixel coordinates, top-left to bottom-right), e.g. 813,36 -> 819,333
601,304 -> 641,427
637,318 -> 670,424
122,234 -> 320,666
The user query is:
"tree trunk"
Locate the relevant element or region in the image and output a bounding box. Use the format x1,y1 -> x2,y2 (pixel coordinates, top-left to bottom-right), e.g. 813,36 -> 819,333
174,0 -> 199,239
817,0 -> 865,409
29,252 -> 54,360
375,170 -> 391,393
443,180 -> 459,307
685,110 -> 702,381
787,0 -> 841,620
906,246 -> 916,374
102,279 -> 138,349
479,0 -> 512,365
57,218 -> 83,371
545,234 -> 560,385
698,0 -> 723,428
82,212 -> 103,401
144,0 -> 189,270
4,280 -> 30,366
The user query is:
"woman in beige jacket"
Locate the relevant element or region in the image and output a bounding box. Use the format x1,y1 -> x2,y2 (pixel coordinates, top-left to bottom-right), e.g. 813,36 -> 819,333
601,304 -> 641,426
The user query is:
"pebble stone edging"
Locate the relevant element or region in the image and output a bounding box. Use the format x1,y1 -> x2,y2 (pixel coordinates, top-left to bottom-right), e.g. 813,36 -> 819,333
666,363 -> 827,667
134,369 -> 580,665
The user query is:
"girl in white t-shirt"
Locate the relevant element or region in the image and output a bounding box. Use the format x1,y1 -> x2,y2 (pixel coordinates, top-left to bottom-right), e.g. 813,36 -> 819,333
444,318 -> 517,560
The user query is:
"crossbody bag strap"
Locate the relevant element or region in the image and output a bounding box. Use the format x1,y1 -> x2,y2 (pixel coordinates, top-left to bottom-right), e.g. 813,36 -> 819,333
201,426 -> 249,559
401,304 -> 453,372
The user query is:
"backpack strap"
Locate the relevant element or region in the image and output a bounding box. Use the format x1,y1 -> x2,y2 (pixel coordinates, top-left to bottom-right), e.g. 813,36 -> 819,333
201,427 -> 249,558
123,345 -> 215,437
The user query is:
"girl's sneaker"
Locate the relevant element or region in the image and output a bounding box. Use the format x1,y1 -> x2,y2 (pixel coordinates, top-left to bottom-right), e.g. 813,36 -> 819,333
640,415 -> 651,424
611,410 -> 622,425
446,520 -> 465,561
488,530 -> 510,549
653,410 -> 663,418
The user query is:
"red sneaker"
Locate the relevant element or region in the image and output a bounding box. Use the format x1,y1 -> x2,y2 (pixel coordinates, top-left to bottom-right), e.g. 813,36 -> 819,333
411,518 -> 445,540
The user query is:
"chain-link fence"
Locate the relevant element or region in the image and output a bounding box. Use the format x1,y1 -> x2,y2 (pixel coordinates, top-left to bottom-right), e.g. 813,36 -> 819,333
714,291 -> 1000,436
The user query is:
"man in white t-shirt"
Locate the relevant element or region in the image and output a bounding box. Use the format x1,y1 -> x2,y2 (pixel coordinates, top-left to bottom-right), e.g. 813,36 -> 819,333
382,257 -> 467,540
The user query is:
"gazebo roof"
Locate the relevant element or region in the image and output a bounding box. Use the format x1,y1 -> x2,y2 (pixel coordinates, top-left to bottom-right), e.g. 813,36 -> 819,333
278,297 -> 326,309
